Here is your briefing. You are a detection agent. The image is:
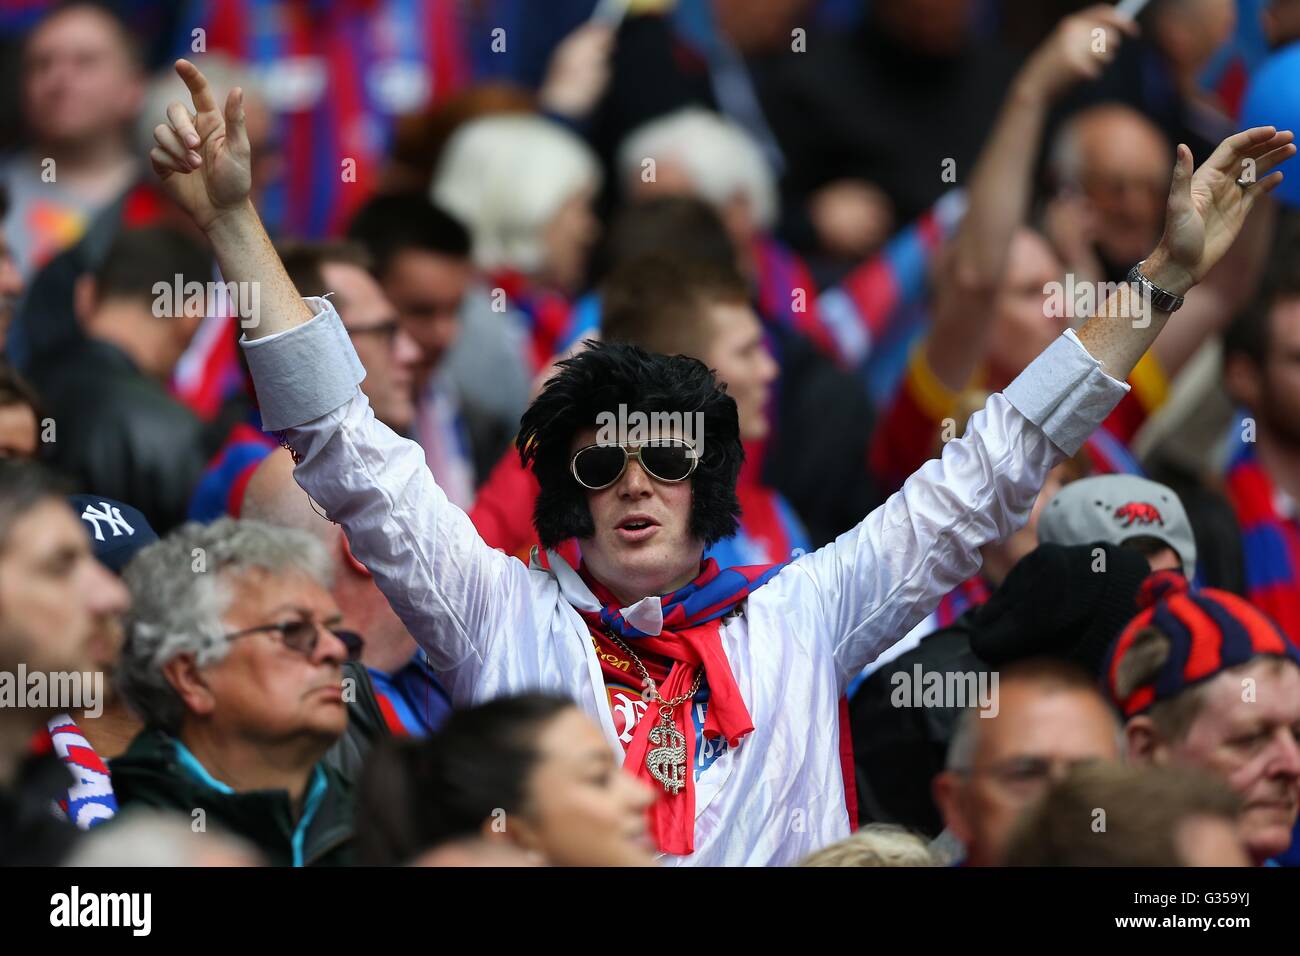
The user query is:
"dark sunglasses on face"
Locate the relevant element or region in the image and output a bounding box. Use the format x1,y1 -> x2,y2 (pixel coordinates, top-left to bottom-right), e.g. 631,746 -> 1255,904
224,617 -> 364,662
570,439 -> 699,491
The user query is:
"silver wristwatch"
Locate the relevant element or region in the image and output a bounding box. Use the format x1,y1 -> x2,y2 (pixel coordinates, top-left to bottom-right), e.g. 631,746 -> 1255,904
1126,261 -> 1185,314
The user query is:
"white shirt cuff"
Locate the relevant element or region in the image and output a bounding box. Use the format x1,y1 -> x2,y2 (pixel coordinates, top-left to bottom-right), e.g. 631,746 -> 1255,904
239,297 -> 366,431
1002,328 -> 1131,456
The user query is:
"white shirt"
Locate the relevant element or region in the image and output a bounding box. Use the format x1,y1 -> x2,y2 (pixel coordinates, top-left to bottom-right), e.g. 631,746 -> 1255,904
241,299 -> 1129,866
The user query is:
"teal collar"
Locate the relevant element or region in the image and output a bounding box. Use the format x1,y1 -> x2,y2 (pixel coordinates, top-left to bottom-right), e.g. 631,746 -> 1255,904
171,737 -> 328,867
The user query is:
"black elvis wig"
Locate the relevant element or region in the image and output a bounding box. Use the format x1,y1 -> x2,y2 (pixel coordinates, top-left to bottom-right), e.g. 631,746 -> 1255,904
516,341 -> 743,549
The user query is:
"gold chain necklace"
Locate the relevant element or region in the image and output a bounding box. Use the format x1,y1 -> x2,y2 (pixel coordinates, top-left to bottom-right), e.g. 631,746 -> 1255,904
603,628 -> 702,795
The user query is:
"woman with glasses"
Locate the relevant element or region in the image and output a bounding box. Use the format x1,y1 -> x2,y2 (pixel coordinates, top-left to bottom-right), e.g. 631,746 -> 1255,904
112,518 -> 364,866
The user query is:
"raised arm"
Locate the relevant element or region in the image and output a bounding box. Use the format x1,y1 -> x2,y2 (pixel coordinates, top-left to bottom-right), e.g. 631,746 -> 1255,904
149,60 -> 312,339
149,61 -> 531,693
927,5 -> 1136,391
1076,128 -> 1293,381
775,124 -> 1294,693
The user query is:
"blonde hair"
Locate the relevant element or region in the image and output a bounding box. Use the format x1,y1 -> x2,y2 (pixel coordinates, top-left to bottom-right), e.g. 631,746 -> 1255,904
431,114 -> 601,276
618,108 -> 778,232
798,824 -> 937,867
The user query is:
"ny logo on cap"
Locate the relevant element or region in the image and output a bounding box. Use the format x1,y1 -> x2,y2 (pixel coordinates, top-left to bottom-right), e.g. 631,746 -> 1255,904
80,501 -> 135,542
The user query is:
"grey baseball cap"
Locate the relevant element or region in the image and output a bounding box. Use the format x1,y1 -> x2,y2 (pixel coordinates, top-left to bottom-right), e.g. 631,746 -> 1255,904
1037,475 -> 1197,580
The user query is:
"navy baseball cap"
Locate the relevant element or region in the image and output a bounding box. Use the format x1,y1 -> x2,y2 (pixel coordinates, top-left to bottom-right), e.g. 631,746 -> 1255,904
67,495 -> 158,574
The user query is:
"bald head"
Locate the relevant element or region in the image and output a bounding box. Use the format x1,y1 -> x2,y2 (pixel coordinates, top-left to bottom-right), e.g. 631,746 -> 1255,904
241,449 -> 340,552
1051,105 -> 1172,268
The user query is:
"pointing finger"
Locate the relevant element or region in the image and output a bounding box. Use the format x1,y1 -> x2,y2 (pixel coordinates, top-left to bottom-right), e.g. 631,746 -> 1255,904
174,58 -> 218,115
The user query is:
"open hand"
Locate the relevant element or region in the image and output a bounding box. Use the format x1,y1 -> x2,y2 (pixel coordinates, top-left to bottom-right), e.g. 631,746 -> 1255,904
150,59 -> 252,232
1148,128 -> 1296,294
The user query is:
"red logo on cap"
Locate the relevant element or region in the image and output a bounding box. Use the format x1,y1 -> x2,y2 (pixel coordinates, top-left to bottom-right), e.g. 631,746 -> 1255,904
1114,501 -> 1164,528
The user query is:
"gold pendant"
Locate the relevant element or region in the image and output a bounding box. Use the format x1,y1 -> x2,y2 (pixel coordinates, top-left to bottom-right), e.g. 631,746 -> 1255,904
645,707 -> 688,795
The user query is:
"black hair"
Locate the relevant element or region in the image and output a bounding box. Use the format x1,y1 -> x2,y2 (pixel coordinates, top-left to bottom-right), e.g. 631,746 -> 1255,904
93,226 -> 214,309
354,693 -> 575,865
516,341 -> 743,548
346,192 -> 472,280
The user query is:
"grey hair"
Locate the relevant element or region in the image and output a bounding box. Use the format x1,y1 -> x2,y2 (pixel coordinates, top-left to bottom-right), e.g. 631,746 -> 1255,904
118,517 -> 332,733
66,808 -> 263,866
431,114 -> 602,275
618,108 -> 779,232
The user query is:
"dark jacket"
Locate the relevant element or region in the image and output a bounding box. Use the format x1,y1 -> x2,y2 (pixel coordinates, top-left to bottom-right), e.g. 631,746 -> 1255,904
766,325 -> 881,546
850,543 -> 1152,834
0,753 -> 80,865
110,728 -> 355,867
324,660 -> 393,783
30,337 -> 207,534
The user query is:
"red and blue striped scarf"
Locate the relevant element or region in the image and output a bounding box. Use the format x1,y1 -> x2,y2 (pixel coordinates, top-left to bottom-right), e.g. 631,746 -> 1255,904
40,716 -> 117,830
1224,440 -> 1300,642
488,269 -> 574,374
187,0 -> 468,237
935,575 -> 994,629
577,559 -> 780,855
577,559 -> 858,854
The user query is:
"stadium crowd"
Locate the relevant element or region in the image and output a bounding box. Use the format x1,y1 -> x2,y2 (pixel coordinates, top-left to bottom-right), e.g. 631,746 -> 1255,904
1,0 -> 1300,868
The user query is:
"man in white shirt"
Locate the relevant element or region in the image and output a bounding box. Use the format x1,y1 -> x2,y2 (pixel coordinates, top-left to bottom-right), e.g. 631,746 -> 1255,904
147,57 -> 1292,865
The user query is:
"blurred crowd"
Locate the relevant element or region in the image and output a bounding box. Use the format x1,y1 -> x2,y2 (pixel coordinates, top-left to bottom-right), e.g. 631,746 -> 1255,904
1,0 -> 1300,869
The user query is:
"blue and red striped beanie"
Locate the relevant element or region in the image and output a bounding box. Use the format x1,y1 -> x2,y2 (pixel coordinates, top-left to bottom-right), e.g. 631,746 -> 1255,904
1104,571 -> 1300,718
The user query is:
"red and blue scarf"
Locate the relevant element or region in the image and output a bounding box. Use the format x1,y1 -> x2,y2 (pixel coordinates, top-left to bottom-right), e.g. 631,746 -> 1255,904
488,269 -> 574,374
935,575 -> 994,629
577,559 -> 780,855
577,559 -> 859,855
37,716 -> 117,830
1224,439 -> 1300,642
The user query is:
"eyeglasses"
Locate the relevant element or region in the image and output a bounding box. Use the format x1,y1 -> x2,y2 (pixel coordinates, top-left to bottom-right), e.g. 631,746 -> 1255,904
345,318 -> 402,346
570,439 -> 699,491
223,617 -> 364,662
